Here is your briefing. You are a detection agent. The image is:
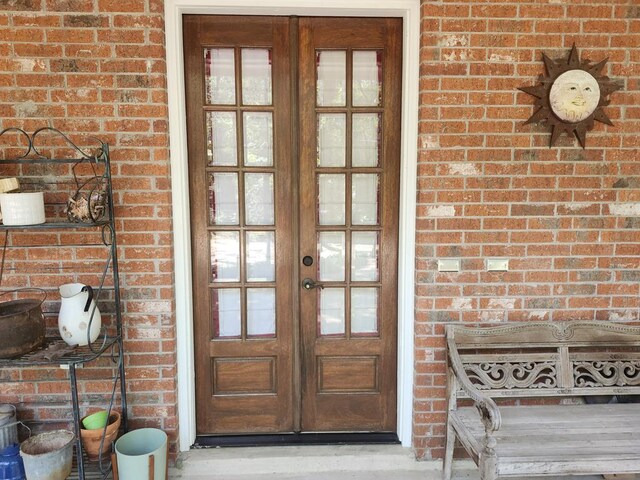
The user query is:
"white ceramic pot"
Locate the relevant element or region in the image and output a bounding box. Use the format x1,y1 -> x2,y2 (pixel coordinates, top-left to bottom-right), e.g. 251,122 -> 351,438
0,192 -> 45,225
58,283 -> 101,347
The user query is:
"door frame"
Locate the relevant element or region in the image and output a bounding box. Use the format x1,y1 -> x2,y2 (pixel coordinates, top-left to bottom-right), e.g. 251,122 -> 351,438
164,0 -> 420,452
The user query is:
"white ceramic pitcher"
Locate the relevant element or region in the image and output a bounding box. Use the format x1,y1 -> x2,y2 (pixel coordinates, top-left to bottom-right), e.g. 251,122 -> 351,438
58,283 -> 101,346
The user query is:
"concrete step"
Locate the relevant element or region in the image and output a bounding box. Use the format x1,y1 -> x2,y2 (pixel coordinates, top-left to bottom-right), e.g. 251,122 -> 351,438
171,445 -> 436,477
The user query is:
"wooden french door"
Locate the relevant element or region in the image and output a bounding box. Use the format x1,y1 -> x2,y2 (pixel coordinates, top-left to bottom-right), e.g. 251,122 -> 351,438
183,15 -> 401,435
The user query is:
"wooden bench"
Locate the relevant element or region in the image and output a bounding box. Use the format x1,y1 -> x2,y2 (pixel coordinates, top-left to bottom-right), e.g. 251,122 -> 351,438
444,321 -> 640,480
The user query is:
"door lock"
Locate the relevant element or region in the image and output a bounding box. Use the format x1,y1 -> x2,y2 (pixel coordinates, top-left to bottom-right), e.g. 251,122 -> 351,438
301,278 -> 324,290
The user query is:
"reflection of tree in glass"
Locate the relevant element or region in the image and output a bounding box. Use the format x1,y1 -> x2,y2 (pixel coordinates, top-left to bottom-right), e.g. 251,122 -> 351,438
210,232 -> 240,282
243,113 -> 273,167
208,112 -> 237,166
353,51 -> 382,107
241,49 -> 272,106
244,173 -> 274,225
317,114 -> 346,167
205,48 -> 236,105
246,232 -> 275,281
316,51 -> 347,107
352,114 -> 380,167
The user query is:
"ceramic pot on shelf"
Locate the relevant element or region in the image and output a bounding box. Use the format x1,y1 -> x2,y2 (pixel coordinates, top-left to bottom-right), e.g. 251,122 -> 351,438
58,283 -> 101,347
79,411 -> 121,462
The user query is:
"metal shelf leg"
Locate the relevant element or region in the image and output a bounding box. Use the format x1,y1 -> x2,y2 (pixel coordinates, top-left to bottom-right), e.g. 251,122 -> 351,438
69,364 -> 85,480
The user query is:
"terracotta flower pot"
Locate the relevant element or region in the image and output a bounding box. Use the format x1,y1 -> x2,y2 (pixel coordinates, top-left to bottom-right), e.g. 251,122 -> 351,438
79,410 -> 121,461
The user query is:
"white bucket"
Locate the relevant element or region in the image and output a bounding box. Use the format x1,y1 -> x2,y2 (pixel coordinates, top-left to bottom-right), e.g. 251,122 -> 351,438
19,430 -> 74,480
115,428 -> 167,480
0,192 -> 45,226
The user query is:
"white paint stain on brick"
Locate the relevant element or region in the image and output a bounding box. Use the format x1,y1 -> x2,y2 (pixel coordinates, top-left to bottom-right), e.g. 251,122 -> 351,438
528,311 -> 548,320
489,53 -> 514,62
609,311 -> 636,321
448,163 -> 479,176
421,135 -> 439,149
132,328 -> 162,339
451,298 -> 472,310
76,89 -> 92,99
609,203 -> 640,216
563,203 -> 593,211
480,311 -> 505,322
488,298 -> 516,309
426,205 -> 456,217
438,34 -> 468,47
15,101 -> 38,117
17,59 -> 36,71
444,51 -> 468,62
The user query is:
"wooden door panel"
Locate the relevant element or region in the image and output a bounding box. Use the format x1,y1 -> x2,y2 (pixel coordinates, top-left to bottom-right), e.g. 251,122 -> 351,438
184,15 -> 294,434
298,17 -> 401,432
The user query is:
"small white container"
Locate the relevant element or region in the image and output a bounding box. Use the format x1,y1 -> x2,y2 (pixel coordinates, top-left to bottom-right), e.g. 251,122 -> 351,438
0,192 -> 45,225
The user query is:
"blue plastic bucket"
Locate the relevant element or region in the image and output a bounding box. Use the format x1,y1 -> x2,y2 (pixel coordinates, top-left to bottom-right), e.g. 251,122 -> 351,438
0,444 -> 25,480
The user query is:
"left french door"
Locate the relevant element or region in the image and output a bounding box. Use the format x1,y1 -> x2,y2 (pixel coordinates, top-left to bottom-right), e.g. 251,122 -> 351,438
184,16 -> 295,433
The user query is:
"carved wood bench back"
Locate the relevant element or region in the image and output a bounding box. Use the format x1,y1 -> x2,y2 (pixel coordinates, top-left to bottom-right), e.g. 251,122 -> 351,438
448,321 -> 640,398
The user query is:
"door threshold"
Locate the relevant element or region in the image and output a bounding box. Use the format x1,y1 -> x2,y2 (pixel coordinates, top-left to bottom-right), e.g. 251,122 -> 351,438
194,432 -> 399,448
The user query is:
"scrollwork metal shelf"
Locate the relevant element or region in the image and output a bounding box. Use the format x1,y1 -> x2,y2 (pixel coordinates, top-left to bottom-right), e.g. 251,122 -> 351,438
0,127 -> 127,480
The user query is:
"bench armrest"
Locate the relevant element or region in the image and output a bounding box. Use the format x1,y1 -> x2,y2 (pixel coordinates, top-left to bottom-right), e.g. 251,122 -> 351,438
446,334 -> 502,433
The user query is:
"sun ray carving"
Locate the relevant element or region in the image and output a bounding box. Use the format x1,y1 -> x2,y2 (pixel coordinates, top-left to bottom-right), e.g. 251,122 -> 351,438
519,44 -> 621,148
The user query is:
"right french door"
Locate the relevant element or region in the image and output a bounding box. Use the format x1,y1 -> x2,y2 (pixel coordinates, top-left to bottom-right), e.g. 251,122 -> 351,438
184,15 -> 402,435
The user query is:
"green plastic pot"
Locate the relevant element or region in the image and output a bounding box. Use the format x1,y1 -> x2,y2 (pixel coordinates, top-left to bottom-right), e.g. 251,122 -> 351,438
81,410 -> 108,430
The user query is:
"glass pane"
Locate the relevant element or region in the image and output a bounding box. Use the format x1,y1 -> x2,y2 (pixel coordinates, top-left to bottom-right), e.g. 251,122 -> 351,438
352,113 -> 380,167
351,231 -> 379,282
211,288 -> 241,338
318,174 -> 345,225
317,114 -> 346,167
319,288 -> 345,336
210,231 -> 240,282
246,231 -> 275,282
205,48 -> 236,105
206,111 -> 237,166
352,174 -> 379,225
241,48 -> 272,106
247,288 -> 276,337
243,112 -> 273,167
351,288 -> 378,335
208,173 -> 239,225
316,50 -> 346,107
352,50 -> 381,107
245,173 -> 274,225
318,231 -> 345,282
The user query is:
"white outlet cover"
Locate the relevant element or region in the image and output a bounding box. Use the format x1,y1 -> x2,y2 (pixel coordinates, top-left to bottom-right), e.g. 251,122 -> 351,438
438,259 -> 460,272
487,258 -> 509,271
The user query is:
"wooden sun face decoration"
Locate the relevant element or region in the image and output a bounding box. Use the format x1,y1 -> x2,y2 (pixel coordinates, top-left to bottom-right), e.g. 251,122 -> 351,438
519,45 -> 620,148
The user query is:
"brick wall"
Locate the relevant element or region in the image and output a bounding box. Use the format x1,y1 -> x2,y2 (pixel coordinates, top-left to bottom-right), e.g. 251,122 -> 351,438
415,0 -> 640,459
0,0 -> 178,452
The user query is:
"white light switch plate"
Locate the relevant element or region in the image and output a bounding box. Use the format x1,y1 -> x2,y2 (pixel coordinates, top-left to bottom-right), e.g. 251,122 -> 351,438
487,258 -> 509,271
438,259 -> 460,272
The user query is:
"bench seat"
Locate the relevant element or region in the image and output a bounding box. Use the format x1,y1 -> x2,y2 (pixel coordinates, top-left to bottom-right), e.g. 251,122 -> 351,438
445,322 -> 640,480
451,403 -> 640,477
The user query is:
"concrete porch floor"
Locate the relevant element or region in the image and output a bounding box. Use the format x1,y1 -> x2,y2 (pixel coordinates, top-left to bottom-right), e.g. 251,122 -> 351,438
167,444 -> 604,479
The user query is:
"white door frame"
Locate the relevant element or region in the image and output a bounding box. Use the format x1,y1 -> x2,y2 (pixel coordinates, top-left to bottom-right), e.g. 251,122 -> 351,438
164,0 -> 419,451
